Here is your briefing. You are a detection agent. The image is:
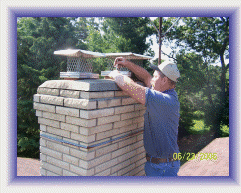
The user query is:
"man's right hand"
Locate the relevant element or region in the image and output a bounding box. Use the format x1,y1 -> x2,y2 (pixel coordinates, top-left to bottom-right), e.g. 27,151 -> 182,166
114,57 -> 129,69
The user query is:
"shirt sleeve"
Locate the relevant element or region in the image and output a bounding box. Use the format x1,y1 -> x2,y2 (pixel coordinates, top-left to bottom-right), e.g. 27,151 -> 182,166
145,87 -> 177,108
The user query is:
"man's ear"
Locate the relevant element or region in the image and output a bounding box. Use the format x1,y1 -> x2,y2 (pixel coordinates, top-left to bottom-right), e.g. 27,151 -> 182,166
163,76 -> 168,83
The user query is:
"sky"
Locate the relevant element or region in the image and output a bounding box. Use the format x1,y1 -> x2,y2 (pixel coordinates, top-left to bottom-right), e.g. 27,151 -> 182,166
147,17 -> 175,63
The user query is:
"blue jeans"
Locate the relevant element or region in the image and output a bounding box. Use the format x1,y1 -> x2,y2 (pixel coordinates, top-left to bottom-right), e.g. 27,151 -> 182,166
145,159 -> 180,176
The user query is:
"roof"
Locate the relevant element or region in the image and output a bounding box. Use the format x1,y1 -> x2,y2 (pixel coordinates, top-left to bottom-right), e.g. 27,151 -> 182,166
54,49 -> 153,60
104,52 -> 153,60
54,49 -> 105,58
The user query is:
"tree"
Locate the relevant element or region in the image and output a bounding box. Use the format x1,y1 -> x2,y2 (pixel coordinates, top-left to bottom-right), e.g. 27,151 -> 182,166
158,17 -> 229,138
102,17 -> 153,55
17,17 -> 90,158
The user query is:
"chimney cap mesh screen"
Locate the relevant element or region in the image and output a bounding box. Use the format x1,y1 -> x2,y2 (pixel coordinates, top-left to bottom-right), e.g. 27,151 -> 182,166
54,49 -> 153,78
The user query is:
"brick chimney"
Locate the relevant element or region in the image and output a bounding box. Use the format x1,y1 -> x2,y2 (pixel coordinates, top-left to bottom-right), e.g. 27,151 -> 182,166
33,79 -> 146,176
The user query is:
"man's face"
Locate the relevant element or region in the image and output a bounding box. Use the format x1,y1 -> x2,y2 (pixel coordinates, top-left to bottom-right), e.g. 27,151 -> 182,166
150,71 -> 165,91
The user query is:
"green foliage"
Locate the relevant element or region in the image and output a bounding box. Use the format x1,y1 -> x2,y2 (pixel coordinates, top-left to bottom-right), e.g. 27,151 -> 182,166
161,17 -> 229,138
17,17 -> 89,158
17,100 -> 40,158
193,111 -> 205,120
102,17 -> 153,54
189,119 -> 211,135
221,125 -> 229,137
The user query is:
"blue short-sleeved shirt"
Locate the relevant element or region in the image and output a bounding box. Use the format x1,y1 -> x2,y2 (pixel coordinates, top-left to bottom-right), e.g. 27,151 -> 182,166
144,87 -> 180,159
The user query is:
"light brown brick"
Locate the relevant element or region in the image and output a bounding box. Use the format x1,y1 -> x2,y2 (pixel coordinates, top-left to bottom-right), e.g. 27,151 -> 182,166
70,164 -> 94,176
122,97 -> 138,105
66,116 -> 96,127
139,109 -> 146,116
64,98 -> 96,110
135,104 -> 146,111
138,122 -> 144,128
41,131 -> 62,140
114,91 -> 129,97
116,150 -> 136,163
130,163 -> 145,176
134,140 -> 144,149
118,123 -> 138,134
43,112 -> 65,122
47,156 -> 69,170
56,106 -> 79,117
78,158 -> 88,169
79,123 -> 112,136
46,140 -> 70,154
36,110 -> 42,117
47,170 -> 61,176
136,133 -> 143,141
94,168 -> 111,176
113,119 -> 133,129
42,161 -> 63,175
109,172 -> 118,176
95,157 -> 118,174
118,136 -> 137,149
40,138 -> 47,147
63,170 -> 79,176
136,146 -> 145,155
96,128 -> 119,141
81,91 -> 114,99
69,148 -> 95,161
37,87 -> 60,96
40,95 -> 64,106
112,146 -> 130,159
60,90 -> 80,98
71,132 -> 95,143
34,102 -> 55,113
88,153 -> 112,169
33,94 -> 41,102
97,115 -> 120,125
135,157 -> 146,167
97,98 -> 121,108
40,168 -> 47,176
40,125 -> 47,132
47,126 -> 70,138
61,122 -> 79,133
135,169 -> 145,176
38,117 -> 60,128
95,143 -> 119,158
130,152 -> 146,165
111,159 -> 131,174
121,111 -> 140,121
133,116 -> 144,124
80,108 -> 115,119
40,153 -> 47,162
117,163 -> 135,176
112,140 -> 142,159
115,105 -> 134,114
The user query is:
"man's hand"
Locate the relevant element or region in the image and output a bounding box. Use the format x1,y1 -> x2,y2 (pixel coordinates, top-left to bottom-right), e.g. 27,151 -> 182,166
114,57 -> 129,69
109,70 -> 121,79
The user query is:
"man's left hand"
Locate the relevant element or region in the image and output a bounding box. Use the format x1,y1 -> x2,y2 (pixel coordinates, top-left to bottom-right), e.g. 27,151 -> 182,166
109,70 -> 121,79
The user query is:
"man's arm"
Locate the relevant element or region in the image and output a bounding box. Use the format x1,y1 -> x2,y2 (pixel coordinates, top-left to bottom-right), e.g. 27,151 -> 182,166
114,57 -> 152,88
109,71 -> 146,105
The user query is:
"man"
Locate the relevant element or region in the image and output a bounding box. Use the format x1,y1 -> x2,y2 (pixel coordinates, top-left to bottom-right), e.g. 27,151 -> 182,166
109,57 -> 181,176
